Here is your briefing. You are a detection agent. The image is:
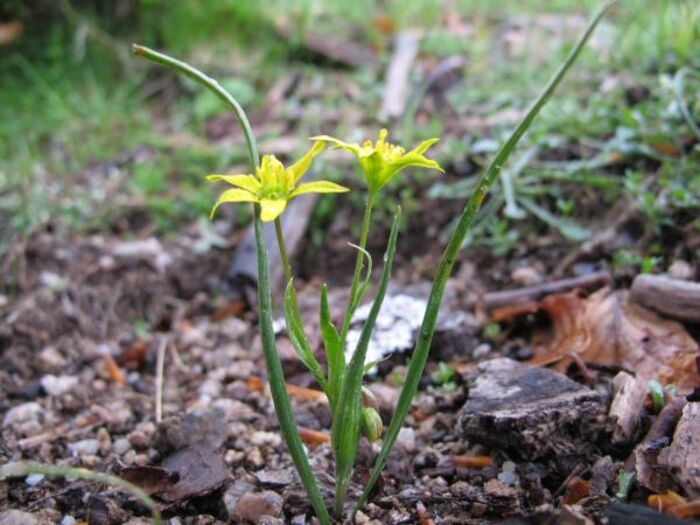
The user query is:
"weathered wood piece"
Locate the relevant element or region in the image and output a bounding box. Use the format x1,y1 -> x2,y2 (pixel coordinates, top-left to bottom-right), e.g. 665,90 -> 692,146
457,358 -> 607,460
483,271 -> 612,310
608,371 -> 648,445
379,30 -> 420,120
631,274 -> 700,324
658,401 -> 700,497
227,195 -> 317,301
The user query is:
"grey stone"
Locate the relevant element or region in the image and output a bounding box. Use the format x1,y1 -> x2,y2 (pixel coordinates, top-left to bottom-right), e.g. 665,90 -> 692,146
0,510 -> 39,525
458,358 -> 607,459
233,491 -> 284,523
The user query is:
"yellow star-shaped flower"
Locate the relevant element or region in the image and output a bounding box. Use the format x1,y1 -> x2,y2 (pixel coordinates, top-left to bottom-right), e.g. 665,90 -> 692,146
208,142 -> 349,222
311,129 -> 443,195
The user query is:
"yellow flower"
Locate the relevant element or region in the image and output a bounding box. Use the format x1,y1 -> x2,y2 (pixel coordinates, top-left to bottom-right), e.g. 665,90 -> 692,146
208,142 -> 349,222
311,129 -> 443,195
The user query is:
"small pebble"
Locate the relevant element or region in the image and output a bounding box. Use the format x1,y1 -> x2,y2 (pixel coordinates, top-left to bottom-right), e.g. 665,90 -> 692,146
0,510 -> 39,525
472,343 -> 492,359
3,402 -> 43,428
511,266 -> 541,286
40,375 -> 79,397
25,474 -> 44,487
113,438 -> 131,455
234,491 -> 284,523
60,516 -> 76,525
128,421 -> 156,449
68,439 -> 100,457
37,347 -> 66,371
498,461 -> 520,486
669,260 -> 694,280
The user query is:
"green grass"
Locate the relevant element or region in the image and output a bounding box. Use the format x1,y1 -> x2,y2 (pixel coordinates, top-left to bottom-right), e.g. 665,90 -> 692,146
0,0 -> 697,263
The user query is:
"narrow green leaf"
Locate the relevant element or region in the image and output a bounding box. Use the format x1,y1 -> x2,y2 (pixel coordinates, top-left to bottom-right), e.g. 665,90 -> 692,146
519,196 -> 591,241
332,207 -> 401,518
347,242 -> 373,314
320,283 -> 343,408
355,1 -> 618,512
284,279 -> 328,391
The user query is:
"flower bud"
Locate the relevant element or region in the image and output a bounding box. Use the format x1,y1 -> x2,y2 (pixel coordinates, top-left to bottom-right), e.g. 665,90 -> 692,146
361,407 -> 383,443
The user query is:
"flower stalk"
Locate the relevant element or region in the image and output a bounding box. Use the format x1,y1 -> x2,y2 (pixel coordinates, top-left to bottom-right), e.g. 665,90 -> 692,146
133,44 -> 332,525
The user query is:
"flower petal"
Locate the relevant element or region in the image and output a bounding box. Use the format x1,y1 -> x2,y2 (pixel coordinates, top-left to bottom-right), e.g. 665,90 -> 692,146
390,152 -> 444,174
259,199 -> 287,222
207,174 -> 261,193
310,135 -> 362,157
259,155 -> 285,187
210,188 -> 257,219
287,141 -> 326,185
409,137 -> 440,156
289,180 -> 350,197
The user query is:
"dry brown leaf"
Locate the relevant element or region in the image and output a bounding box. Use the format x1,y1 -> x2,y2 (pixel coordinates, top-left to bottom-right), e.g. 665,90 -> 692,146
648,490 -> 687,514
524,288 -> 699,392
563,476 -> 592,505
670,498 -> 700,519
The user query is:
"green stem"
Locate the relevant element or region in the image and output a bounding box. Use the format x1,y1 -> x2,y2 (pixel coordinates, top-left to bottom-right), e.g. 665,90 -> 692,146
355,0 -> 618,512
132,45 -> 259,166
0,462 -> 162,524
133,45 -> 330,525
339,196 -> 374,342
255,211 -> 331,525
274,217 -> 294,284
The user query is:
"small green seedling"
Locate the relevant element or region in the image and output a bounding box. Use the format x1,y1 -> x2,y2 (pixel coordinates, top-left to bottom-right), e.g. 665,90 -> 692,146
133,3 -> 615,521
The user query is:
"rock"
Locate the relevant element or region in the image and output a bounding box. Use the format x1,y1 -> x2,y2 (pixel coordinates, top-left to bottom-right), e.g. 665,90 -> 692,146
24,474 -> 44,487
2,402 -> 43,428
457,358 -> 607,460
223,480 -> 256,519
40,375 -> 79,396
0,510 -> 39,525
128,421 -> 156,449
68,439 -> 100,456
657,401 -> 700,497
254,469 -> 294,488
608,372 -> 648,445
511,266 -> 542,286
668,260 -> 694,281
233,491 -> 284,523
36,347 -> 66,372
396,427 -> 416,453
113,438 -> 131,455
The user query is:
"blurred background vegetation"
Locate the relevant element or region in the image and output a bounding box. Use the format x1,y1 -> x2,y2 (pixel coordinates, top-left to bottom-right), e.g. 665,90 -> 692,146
0,0 -> 698,276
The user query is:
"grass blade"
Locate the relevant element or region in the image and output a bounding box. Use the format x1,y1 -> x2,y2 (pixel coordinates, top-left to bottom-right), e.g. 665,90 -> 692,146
320,283 -> 343,408
332,207 -> 401,518
284,279 -> 328,391
356,0 -> 618,511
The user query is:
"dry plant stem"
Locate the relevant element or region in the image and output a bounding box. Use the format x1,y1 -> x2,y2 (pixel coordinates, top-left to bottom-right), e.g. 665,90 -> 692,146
356,0 -> 619,512
0,462 -> 162,524
155,336 -> 168,423
132,45 -> 331,525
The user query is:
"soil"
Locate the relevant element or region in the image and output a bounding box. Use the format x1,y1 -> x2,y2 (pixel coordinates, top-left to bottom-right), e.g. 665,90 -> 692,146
1,196 -> 698,525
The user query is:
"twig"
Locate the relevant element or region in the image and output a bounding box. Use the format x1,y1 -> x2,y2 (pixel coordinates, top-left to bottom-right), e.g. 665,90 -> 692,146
379,30 -> 421,121
155,336 -> 168,424
483,271 -> 612,311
